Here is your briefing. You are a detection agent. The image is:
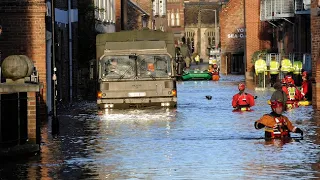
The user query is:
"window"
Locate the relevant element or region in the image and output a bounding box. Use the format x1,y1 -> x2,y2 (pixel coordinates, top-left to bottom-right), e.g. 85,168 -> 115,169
171,9 -> 175,26
167,10 -> 171,26
176,9 -> 180,26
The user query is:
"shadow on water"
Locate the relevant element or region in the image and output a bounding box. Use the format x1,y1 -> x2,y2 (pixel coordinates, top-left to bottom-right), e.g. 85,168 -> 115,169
0,75 -> 319,179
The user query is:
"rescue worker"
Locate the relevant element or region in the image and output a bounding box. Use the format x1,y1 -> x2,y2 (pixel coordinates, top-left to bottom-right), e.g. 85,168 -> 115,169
270,82 -> 288,111
285,75 -> 302,108
254,100 -> 303,139
209,64 -> 219,75
254,58 -> 267,76
301,71 -> 312,101
269,58 -> 280,87
195,54 -> 200,65
280,57 -> 293,76
180,37 -> 192,69
232,83 -> 255,111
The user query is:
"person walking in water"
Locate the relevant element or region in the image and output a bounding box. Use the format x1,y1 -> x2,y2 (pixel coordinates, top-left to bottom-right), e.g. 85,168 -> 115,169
270,81 -> 288,111
232,83 -> 255,111
180,37 -> 192,69
254,100 -> 303,139
301,71 -> 312,101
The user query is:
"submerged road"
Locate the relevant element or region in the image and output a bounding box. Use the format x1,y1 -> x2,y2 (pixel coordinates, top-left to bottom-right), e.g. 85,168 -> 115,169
0,75 -> 319,179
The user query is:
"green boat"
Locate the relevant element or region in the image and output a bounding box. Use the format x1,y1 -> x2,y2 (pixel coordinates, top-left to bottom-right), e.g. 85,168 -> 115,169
181,70 -> 212,81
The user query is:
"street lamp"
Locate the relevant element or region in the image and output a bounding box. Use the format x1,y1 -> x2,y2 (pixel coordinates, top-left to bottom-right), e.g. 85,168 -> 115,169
197,9 -> 218,55
51,0 -> 59,135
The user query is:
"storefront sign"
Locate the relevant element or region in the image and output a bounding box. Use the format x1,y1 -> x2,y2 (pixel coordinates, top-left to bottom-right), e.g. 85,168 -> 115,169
227,28 -> 245,39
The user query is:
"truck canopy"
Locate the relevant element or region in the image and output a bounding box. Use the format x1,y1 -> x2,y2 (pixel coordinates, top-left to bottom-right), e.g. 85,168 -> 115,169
96,30 -> 175,59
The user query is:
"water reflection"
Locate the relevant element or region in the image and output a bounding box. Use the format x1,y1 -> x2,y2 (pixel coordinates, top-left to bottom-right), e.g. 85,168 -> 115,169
0,75 -> 319,179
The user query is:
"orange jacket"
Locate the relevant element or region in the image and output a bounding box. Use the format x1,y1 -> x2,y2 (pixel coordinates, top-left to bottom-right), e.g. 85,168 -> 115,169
255,113 -> 297,138
232,92 -> 255,108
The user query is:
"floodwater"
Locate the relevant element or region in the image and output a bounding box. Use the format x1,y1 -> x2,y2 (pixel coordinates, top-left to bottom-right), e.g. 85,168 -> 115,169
0,75 -> 319,180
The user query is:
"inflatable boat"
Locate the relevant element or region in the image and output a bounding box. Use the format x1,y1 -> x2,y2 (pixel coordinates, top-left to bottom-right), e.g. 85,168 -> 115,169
267,100 -> 311,106
181,70 -> 212,81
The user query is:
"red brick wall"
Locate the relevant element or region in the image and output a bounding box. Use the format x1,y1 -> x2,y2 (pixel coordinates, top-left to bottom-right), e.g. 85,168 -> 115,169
220,0 -> 245,53
311,0 -> 320,109
0,0 -> 47,115
167,0 -> 185,34
116,0 -> 122,31
27,92 -> 37,141
219,0 -> 245,74
244,0 -> 260,79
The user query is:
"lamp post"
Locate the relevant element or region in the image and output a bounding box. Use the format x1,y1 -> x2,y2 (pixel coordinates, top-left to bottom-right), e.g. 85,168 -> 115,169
51,0 -> 59,135
197,9 -> 217,56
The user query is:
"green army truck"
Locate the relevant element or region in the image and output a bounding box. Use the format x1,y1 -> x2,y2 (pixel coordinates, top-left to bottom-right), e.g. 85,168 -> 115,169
96,30 -> 177,109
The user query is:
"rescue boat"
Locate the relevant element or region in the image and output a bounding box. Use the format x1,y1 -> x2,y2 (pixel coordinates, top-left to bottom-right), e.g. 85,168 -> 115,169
181,70 -> 212,81
267,100 -> 311,106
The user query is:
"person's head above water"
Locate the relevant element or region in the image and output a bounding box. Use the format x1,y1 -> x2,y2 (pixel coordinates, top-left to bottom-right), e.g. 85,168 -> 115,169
270,100 -> 284,115
238,83 -> 245,92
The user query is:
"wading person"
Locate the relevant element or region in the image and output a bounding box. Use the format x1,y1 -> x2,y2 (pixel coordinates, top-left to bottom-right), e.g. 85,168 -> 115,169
301,71 -> 312,101
232,83 -> 255,111
270,82 -> 287,111
254,100 -> 303,139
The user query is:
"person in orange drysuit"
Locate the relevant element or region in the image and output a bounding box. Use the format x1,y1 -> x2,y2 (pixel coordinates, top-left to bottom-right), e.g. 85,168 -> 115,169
284,75 -> 302,108
209,64 -> 219,75
232,83 -> 255,111
254,100 -> 303,139
301,71 -> 312,101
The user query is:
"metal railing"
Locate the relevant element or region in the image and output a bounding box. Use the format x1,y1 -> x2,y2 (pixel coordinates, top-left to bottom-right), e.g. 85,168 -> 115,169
260,0 -> 295,21
295,0 -> 310,14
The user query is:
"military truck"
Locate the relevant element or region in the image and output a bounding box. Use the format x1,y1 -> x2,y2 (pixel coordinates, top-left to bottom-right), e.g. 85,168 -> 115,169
95,30 -> 177,109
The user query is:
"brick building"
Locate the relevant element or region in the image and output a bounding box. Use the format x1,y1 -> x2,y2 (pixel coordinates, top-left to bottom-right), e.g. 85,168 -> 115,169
167,0 -> 185,42
311,0 -> 320,110
219,0 -> 245,74
0,0 -> 47,115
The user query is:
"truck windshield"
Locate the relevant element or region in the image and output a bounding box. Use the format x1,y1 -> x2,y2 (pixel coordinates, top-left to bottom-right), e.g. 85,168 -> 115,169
100,56 -> 135,79
137,55 -> 171,78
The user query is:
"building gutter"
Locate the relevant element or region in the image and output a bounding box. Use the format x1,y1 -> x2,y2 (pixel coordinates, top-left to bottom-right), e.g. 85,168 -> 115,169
68,0 -> 73,103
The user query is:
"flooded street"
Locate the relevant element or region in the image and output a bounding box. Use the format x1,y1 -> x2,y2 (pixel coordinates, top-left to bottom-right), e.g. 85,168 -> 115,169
1,75 -> 320,179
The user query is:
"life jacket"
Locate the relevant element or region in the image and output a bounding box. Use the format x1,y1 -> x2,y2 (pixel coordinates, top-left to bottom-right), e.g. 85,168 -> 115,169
264,115 -> 290,139
287,86 -> 296,100
269,61 -> 279,75
237,93 -> 250,107
293,61 -> 302,75
255,59 -> 267,75
280,59 -> 293,72
195,55 -> 200,62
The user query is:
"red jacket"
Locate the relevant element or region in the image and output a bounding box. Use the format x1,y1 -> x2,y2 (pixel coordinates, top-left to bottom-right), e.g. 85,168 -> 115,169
301,80 -> 311,99
232,92 -> 255,108
282,85 -> 302,101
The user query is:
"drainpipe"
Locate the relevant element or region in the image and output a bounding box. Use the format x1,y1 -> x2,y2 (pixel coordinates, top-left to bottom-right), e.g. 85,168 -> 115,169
68,0 -> 73,103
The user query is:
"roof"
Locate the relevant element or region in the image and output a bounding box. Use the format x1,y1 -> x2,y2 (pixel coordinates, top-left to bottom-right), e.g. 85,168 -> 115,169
128,0 -> 150,16
184,3 -> 221,25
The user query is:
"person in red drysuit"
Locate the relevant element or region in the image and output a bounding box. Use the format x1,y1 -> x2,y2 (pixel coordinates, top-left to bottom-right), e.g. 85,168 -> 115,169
232,83 -> 255,111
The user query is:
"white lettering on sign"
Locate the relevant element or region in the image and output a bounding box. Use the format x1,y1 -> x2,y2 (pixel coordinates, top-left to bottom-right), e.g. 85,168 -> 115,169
228,28 -> 246,39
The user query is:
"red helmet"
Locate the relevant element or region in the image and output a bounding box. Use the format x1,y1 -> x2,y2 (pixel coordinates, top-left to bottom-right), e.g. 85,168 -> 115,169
238,83 -> 245,91
271,100 -> 283,109
302,71 -> 308,77
286,75 -> 294,84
